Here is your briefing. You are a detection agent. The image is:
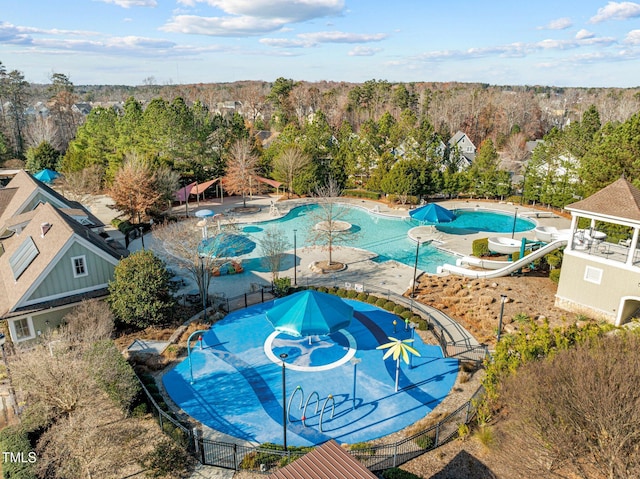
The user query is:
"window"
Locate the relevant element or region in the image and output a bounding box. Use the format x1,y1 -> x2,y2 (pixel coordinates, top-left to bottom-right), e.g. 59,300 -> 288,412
12,318 -> 33,341
584,265 -> 603,285
71,255 -> 88,278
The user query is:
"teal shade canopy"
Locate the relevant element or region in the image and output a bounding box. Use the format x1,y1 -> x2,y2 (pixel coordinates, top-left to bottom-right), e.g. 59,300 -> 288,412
33,169 -> 61,183
266,290 -> 354,337
199,232 -> 256,258
409,203 -> 456,223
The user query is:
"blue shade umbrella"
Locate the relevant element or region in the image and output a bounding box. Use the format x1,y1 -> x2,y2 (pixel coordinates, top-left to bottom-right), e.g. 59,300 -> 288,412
199,232 -> 256,258
266,290 -> 353,337
409,203 -> 456,223
195,209 -> 214,218
33,169 -> 61,184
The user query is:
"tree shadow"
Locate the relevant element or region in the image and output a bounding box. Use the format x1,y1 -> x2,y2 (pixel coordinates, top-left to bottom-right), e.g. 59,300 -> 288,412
428,450 -> 497,479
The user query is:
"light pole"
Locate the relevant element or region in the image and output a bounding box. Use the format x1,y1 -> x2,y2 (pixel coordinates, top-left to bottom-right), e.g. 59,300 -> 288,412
411,237 -> 421,298
511,208 -> 519,239
293,229 -> 297,286
497,295 -> 507,342
409,322 -> 417,369
280,353 -> 288,450
350,357 -> 362,410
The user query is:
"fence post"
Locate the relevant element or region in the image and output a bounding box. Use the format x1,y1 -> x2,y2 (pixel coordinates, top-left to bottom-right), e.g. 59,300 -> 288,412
393,443 -> 398,467
261,288 -> 264,302
192,428 -> 199,456
244,293 -> 248,308
226,298 -> 230,312
159,409 -> 163,431
233,443 -> 238,470
465,400 -> 472,424
435,422 -> 440,446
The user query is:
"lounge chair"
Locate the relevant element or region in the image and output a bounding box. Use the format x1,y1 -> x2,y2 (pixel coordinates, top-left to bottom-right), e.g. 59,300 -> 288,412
619,238 -> 632,247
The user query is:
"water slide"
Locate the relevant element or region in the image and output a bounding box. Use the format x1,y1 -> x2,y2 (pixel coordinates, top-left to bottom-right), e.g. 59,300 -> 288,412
437,239 -> 567,279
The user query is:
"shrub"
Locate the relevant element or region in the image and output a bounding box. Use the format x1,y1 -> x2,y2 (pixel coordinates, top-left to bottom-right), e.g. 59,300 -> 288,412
346,290 -> 358,299
336,288 -> 347,297
356,292 -> 368,301
367,295 -> 379,304
472,238 -> 490,257
273,277 -> 292,297
393,305 -> 407,315
342,189 -> 381,200
414,433 -> 435,450
111,218 -> 122,228
549,268 -> 561,284
375,298 -> 388,307
0,426 -> 37,479
511,251 -> 520,262
117,220 -> 134,235
317,286 -> 328,293
141,439 -> 189,478
85,340 -> 140,413
400,310 -> 413,320
131,402 -> 148,417
383,300 -> 396,311
382,468 -> 422,479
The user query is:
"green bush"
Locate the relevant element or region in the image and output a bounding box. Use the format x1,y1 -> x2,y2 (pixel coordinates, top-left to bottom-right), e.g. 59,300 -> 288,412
111,218 -> 122,228
85,340 -> 140,413
382,467 -> 423,479
336,288 -> 347,298
511,251 -> 520,262
415,433 -> 435,449
383,300 -> 396,311
356,292 -> 368,301
472,238 -> 490,257
317,286 -> 328,293
346,290 -> 358,299
273,277 -> 292,297
0,426 -> 37,479
141,439 -> 189,478
117,220 -> 134,234
375,298 -> 388,307
366,295 -> 379,304
342,189 -> 381,200
549,268 -> 561,284
132,402 -> 148,417
393,305 -> 407,315
400,310 -> 413,320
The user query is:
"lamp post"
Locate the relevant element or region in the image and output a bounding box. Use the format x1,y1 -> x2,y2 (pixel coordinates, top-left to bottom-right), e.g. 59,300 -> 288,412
497,295 -> 507,342
511,208 -> 519,239
411,237 -> 421,298
293,229 -> 297,286
350,357 -> 362,410
280,353 -> 288,450
409,322 -> 417,369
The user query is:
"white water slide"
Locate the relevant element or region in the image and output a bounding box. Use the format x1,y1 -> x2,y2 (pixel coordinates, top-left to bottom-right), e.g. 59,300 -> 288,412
437,239 -> 568,279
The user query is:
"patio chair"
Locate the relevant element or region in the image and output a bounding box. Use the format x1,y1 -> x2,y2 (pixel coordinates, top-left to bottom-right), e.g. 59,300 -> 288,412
619,238 -> 632,247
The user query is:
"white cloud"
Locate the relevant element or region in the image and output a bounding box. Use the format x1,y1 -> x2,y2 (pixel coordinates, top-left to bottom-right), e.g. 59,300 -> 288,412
590,1 -> 640,23
625,29 -> 640,44
96,0 -> 158,7
348,46 -> 382,56
576,29 -> 595,39
260,30 -> 387,49
543,17 -> 573,30
165,0 -> 345,36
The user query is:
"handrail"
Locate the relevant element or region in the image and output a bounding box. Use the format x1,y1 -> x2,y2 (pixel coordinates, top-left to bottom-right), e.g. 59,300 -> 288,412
302,391 -> 320,427
319,394 -> 335,432
187,329 -> 210,384
287,386 -> 304,423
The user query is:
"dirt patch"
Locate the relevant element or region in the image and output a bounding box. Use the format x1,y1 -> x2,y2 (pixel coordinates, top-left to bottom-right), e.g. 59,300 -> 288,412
412,273 -> 578,347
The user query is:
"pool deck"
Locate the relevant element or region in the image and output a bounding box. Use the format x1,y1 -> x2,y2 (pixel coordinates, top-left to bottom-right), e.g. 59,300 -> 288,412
124,195 -> 570,350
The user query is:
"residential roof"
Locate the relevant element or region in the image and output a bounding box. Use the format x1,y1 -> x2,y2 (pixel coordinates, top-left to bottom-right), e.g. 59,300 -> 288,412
565,177 -> 640,223
0,202 -> 125,319
268,440 -> 377,479
0,170 -> 104,228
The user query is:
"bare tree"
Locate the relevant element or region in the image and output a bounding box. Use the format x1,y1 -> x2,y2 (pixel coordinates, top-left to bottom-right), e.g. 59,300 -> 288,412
273,146 -> 311,198
54,164 -> 104,207
307,177 -> 353,266
259,226 -> 291,281
153,218 -> 239,304
224,138 -> 258,207
499,333 -> 640,479
61,299 -> 114,345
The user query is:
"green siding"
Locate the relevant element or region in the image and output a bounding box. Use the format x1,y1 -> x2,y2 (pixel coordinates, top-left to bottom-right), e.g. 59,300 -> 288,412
23,192 -> 67,212
27,241 -> 115,302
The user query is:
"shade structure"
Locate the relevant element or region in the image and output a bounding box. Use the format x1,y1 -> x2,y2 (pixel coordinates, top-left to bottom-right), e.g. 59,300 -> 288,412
266,290 -> 353,337
33,169 -> 60,183
409,203 -> 456,223
199,232 -> 256,258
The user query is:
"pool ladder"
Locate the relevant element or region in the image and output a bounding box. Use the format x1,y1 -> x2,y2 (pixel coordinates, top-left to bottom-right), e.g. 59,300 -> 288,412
287,386 -> 336,432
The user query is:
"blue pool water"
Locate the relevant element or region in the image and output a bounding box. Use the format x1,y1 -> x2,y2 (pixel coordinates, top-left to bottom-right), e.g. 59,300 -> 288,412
240,204 -> 534,273
162,299 -> 458,446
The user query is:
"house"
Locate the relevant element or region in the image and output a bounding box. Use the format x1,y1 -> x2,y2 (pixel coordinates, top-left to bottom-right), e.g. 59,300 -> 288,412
0,170 -> 104,234
448,131 -> 476,170
555,178 -> 640,325
0,202 -> 126,344
268,440 -> 376,479
0,171 -> 127,344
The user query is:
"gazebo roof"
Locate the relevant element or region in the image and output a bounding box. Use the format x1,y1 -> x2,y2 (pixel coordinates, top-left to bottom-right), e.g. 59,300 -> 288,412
566,178 -> 640,223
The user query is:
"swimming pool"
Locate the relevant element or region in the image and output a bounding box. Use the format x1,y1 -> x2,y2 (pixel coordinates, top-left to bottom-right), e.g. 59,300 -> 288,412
162,298 -> 458,446
239,204 -> 534,273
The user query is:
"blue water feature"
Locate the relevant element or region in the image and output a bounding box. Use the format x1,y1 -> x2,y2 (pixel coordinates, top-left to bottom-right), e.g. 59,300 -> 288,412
239,204 -> 534,273
162,300 -> 459,446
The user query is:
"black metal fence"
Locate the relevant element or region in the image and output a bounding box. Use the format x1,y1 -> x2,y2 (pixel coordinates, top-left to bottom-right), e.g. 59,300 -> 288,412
140,281 -> 488,473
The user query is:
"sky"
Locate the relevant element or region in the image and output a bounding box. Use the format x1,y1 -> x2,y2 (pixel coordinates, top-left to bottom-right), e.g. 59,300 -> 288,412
1,0 -> 640,87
